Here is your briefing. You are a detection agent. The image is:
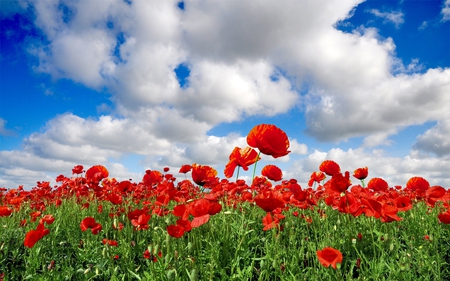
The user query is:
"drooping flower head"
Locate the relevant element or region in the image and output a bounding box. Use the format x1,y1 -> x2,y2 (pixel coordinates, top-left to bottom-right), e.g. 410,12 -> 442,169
224,147 -> 260,178
247,124 -> 290,158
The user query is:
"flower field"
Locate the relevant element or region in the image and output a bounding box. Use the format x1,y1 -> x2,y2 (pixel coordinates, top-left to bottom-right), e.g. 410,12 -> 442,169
1,124 -> 450,280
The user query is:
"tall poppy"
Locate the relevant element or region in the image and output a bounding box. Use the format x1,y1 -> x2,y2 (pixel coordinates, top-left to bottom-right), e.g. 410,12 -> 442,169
353,167 -> 368,180
261,165 -> 283,182
247,124 -> 290,158
316,247 -> 343,269
224,147 -> 260,178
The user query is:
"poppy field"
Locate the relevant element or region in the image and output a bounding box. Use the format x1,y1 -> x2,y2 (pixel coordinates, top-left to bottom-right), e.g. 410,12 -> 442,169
1,124 -> 450,280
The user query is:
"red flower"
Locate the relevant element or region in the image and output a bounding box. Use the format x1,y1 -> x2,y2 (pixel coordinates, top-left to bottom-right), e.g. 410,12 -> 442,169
85,165 -> 109,182
406,177 -> 430,192
191,163 -> 218,186
24,222 -> 50,248
163,167 -> 170,172
247,124 -> 290,158
438,211 -> 450,224
319,160 -> 341,176
102,238 -> 118,247
39,214 -> 55,225
167,224 -> 185,238
261,165 -> 283,182
325,172 -> 351,193
142,170 -> 163,186
308,171 -> 326,187
72,165 -> 84,175
131,213 -> 151,230
0,206 -> 12,217
179,164 -> 192,174
367,177 -> 389,192
224,147 -> 260,178
143,249 -> 162,262
254,190 -> 286,212
262,212 -> 285,231
353,167 -> 368,180
316,247 -> 343,269
80,217 -> 102,235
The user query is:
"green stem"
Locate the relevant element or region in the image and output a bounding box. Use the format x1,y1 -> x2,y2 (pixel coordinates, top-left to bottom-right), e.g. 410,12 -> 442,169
252,152 -> 261,182
235,166 -> 240,182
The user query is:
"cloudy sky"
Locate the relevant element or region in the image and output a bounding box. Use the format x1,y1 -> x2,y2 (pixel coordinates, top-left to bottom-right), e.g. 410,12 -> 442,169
1,0 -> 449,189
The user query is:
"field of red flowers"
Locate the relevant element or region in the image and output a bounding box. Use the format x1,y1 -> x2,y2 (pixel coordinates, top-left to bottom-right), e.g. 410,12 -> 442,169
1,124 -> 450,280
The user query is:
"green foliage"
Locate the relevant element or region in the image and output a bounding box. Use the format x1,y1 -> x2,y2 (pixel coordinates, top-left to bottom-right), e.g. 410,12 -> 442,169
1,198 -> 449,280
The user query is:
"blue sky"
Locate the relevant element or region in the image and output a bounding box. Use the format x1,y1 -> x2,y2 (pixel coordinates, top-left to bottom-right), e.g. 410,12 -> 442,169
1,0 -> 449,189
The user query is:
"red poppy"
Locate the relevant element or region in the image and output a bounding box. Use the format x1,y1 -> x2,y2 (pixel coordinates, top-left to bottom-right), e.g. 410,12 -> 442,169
254,190 -> 286,212
143,249 -> 162,261
131,213 -> 151,230
261,165 -> 283,182
0,206 -> 12,217
85,165 -> 109,182
325,171 -> 351,193
316,247 -> 343,269
24,222 -> 50,248
247,124 -> 290,158
353,167 -> 368,180
308,171 -> 326,187
395,196 -> 412,212
224,147 -> 260,178
438,210 -> 450,224
163,167 -> 170,172
262,212 -> 285,231
367,178 -> 389,192
80,217 -> 102,235
425,186 -> 446,207
406,177 -> 430,192
102,239 -> 118,247
167,224 -> 185,238
191,163 -> 218,186
142,170 -> 163,186
319,160 -> 341,176
39,214 -> 55,225
179,164 -> 192,174
72,165 -> 84,175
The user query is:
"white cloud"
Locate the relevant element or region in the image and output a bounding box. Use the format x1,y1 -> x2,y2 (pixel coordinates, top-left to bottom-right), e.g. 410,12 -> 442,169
442,0 -> 450,22
2,0 -> 450,189
413,119 -> 450,156
368,9 -> 405,28
0,118 -> 15,136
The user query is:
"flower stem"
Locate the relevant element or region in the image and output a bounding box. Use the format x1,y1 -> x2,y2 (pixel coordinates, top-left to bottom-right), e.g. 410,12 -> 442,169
251,152 -> 261,182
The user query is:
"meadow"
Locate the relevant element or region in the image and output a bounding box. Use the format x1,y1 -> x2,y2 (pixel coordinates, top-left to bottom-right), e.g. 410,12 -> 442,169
1,124 -> 449,280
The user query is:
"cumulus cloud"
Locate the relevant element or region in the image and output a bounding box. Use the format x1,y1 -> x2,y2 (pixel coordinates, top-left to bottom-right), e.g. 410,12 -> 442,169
367,9 -> 405,28
1,0 -> 450,188
413,119 -> 450,157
